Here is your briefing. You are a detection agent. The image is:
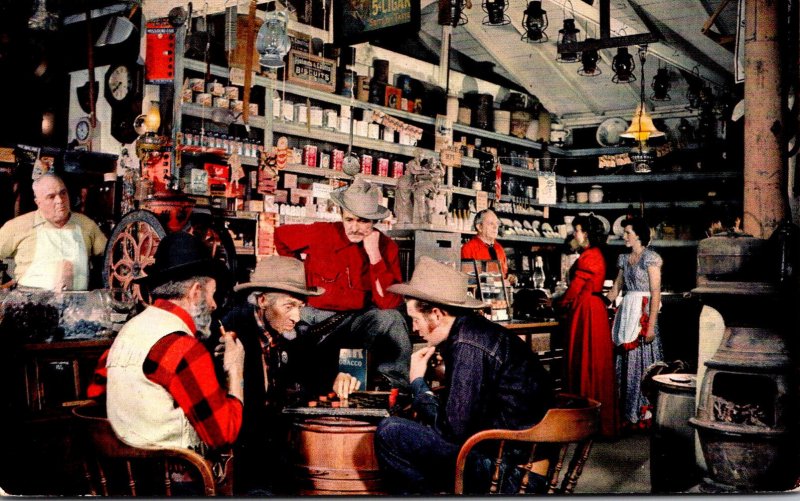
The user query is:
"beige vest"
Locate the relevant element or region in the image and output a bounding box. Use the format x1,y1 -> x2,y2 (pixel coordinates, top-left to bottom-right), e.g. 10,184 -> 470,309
106,305 -> 203,453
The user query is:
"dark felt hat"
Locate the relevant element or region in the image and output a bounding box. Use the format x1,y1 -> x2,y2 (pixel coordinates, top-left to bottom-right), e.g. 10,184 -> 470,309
136,231 -> 230,290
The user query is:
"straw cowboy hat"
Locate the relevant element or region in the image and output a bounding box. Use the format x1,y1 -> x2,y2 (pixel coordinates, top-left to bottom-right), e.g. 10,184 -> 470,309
388,256 -> 487,309
330,175 -> 390,221
234,255 -> 324,296
136,231 -> 230,290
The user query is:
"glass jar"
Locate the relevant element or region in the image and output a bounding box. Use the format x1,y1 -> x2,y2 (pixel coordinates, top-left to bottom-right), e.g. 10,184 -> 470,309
588,184 -> 604,203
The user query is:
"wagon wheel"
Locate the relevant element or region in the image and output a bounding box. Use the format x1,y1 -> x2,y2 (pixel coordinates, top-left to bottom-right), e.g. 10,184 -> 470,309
103,210 -> 167,304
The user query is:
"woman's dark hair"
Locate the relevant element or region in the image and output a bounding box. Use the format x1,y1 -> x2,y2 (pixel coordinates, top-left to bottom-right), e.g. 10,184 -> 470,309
572,214 -> 607,247
622,217 -> 651,246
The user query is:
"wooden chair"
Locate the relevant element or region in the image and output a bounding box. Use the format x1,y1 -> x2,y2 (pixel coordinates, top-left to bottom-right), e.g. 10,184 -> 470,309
454,393 -> 601,495
71,402 -> 227,496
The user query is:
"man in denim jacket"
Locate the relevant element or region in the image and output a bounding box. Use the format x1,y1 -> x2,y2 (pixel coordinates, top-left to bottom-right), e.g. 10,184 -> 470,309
375,257 -> 554,494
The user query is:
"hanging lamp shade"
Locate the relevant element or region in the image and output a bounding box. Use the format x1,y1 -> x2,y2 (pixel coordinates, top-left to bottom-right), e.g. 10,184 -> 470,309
621,103 -> 664,142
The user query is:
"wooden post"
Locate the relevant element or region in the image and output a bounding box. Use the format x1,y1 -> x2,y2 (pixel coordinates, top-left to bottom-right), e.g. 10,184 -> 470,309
743,0 -> 787,238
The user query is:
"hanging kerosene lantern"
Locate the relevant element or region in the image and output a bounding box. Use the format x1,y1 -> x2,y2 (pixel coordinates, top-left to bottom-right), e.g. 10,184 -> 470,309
256,9 -> 290,68
482,0 -> 510,25
611,47 -> 636,83
651,67 -> 671,100
521,1 -> 548,42
578,40 -> 601,76
556,18 -> 581,63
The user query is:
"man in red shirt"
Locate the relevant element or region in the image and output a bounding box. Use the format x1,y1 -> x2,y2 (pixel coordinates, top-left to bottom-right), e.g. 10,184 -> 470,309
460,208 -> 515,283
275,176 -> 411,394
102,232 -> 245,460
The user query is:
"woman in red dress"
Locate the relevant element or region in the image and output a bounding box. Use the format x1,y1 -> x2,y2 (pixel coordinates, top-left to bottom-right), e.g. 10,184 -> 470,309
557,214 -> 618,437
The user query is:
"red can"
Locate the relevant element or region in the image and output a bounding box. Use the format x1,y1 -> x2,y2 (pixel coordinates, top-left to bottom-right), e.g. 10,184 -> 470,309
332,149 -> 344,171
377,158 -> 389,177
360,154 -> 373,175
303,144 -> 318,167
392,160 -> 405,178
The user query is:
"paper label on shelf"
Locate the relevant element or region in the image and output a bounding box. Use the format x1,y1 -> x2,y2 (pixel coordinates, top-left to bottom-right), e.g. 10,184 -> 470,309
228,67 -> 245,86
538,172 -> 557,205
476,191 -> 489,212
312,183 -> 332,199
440,146 -> 462,167
283,173 -> 298,189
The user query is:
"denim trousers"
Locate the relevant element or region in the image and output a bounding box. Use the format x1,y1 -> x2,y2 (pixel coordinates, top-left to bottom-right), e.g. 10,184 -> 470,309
375,416 -> 462,494
375,416 -> 550,495
299,305 -> 411,391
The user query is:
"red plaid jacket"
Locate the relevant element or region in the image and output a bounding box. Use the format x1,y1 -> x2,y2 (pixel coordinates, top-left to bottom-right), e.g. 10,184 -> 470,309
88,300 -> 242,449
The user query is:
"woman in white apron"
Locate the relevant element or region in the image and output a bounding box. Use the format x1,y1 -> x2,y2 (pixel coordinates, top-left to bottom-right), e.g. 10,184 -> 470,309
607,217 -> 663,430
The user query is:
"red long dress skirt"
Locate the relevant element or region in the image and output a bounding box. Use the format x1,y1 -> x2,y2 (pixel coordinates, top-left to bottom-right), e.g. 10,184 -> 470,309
561,247 -> 619,437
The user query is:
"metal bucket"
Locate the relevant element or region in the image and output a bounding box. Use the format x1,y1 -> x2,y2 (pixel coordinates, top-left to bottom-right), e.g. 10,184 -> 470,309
650,374 -> 701,493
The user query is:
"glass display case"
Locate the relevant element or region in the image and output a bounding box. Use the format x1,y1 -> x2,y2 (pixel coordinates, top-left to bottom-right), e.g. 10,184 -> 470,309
462,259 -> 511,321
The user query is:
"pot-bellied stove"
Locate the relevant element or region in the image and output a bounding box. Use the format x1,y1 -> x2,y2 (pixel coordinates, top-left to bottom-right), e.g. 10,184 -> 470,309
690,235 -> 799,492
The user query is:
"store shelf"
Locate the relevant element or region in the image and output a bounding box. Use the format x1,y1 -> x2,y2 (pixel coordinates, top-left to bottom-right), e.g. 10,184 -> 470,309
498,235 -> 564,245
452,123 -> 544,151
184,59 -> 275,89
607,238 -> 699,247
272,121 -> 437,159
549,145 -> 633,157
281,163 -> 398,186
553,200 -> 734,210
559,171 -> 741,185
182,102 -> 268,129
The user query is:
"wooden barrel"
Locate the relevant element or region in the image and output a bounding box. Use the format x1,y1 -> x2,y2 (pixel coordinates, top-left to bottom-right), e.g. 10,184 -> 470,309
291,417 -> 385,495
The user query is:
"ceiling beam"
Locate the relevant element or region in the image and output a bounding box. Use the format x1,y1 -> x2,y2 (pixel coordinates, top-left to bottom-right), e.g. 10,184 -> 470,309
544,0 -> 731,87
557,32 -> 661,53
462,20 -> 607,116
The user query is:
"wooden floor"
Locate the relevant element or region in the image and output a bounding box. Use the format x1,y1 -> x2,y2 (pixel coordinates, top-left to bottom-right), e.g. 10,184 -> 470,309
576,433 -> 652,494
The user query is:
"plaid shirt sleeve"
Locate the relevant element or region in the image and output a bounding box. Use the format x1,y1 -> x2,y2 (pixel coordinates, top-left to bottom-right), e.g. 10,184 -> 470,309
143,333 -> 243,450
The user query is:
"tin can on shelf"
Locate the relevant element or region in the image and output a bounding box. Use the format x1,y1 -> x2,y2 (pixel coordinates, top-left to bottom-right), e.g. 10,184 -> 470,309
304,145 -> 318,167
282,101 -> 294,121
320,152 -> 331,169
195,93 -> 212,107
392,160 -> 404,178
206,81 -> 224,96
355,120 -> 368,137
295,103 -> 308,123
324,110 -> 338,129
360,154 -> 373,175
368,123 -> 380,140
189,78 -> 205,92
332,149 -> 344,171
213,97 -> 229,109
309,107 -> 324,127
223,86 -> 239,100
377,158 -> 389,177
272,96 -> 281,118
231,99 -> 243,114
182,88 -> 193,103
338,116 -> 351,134
382,128 -> 395,143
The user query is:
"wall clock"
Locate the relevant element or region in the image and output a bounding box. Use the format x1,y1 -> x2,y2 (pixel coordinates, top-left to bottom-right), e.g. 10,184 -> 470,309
104,63 -> 144,144
105,63 -> 138,105
75,116 -> 91,143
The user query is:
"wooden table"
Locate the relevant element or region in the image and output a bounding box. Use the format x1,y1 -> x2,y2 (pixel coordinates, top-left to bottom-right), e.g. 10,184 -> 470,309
500,320 -> 564,391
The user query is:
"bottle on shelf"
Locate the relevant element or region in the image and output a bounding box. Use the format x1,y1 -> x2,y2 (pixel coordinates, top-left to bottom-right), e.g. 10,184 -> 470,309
532,255 -> 546,289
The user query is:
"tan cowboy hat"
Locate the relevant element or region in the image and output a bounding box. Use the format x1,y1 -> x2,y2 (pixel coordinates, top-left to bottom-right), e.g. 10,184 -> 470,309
233,255 -> 324,296
329,175 -> 390,221
387,256 -> 487,309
